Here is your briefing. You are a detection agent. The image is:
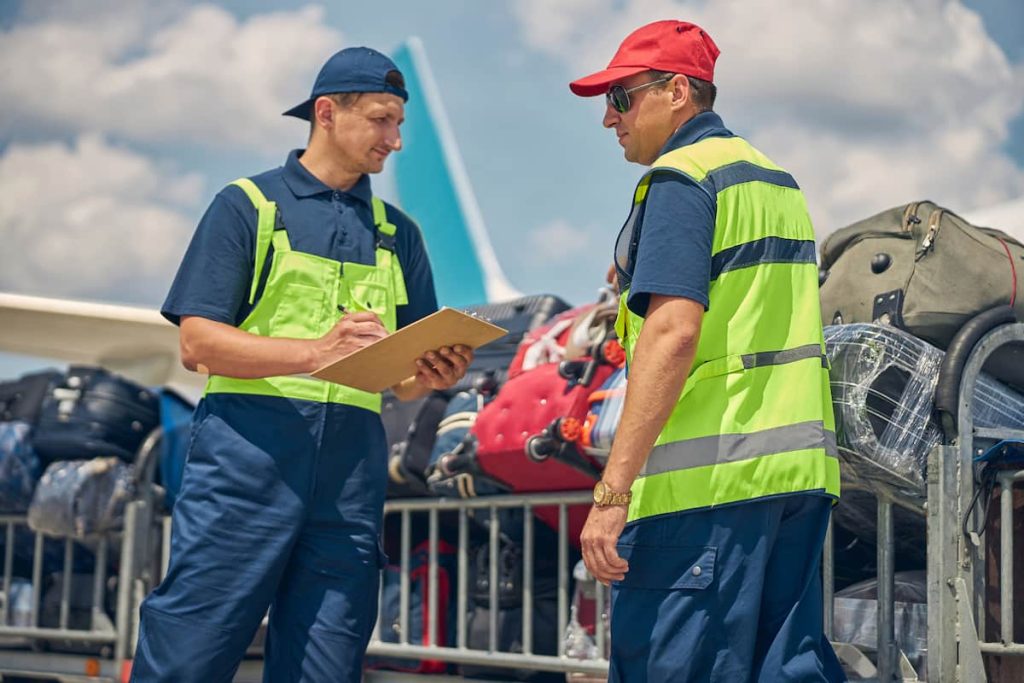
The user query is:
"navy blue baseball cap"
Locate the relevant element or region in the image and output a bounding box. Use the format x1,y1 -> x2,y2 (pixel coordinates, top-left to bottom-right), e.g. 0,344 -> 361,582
283,47 -> 409,120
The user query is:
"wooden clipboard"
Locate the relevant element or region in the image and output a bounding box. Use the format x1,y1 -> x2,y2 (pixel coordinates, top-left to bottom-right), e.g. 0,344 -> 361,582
311,307 -> 508,393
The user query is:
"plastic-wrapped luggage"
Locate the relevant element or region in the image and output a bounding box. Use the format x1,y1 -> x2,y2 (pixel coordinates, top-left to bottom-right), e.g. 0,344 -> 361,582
833,570 -> 928,675
383,391 -> 451,498
33,366 -> 160,464
27,458 -> 135,539
0,421 -> 41,513
824,323 -> 1024,492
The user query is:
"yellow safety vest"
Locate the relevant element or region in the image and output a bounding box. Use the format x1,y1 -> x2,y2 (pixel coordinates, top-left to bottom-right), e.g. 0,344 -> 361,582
615,136 -> 841,522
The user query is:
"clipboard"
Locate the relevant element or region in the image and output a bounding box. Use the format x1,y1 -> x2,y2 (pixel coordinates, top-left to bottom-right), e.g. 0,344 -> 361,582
311,307 -> 508,393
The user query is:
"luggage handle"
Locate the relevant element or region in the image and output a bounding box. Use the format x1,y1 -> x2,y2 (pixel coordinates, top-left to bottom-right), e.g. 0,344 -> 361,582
934,305 -> 1018,442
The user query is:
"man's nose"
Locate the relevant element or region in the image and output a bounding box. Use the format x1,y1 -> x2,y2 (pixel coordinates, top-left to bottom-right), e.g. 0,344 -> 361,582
388,127 -> 402,151
603,102 -> 619,129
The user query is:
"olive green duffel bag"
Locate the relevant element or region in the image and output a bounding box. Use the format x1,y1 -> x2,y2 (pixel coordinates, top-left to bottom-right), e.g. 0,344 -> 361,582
819,200 -> 1023,349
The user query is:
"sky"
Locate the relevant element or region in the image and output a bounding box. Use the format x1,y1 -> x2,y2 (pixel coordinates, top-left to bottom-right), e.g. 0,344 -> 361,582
1,0 -> 1023,319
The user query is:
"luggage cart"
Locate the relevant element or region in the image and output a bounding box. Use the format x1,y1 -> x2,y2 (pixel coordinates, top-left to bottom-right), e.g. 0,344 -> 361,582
824,314 -> 1024,682
0,429 -> 164,683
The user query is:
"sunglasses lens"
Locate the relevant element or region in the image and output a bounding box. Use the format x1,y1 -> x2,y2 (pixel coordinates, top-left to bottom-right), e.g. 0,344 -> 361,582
607,85 -> 629,113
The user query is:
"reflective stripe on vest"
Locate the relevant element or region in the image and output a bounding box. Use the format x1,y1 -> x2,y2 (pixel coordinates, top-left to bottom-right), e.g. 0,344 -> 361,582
616,136 -> 840,522
203,177 -> 409,412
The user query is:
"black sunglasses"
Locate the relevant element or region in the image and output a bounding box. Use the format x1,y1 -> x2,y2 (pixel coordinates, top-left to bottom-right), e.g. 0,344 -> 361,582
606,76 -> 674,114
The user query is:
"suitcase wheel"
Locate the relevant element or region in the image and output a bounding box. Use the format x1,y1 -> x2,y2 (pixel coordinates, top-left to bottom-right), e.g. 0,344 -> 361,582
525,435 -> 557,462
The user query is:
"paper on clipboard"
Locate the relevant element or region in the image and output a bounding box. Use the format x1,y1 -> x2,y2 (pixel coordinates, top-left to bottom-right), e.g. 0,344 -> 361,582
311,307 -> 507,393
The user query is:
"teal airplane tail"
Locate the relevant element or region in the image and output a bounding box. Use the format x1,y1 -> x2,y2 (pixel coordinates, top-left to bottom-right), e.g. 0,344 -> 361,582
391,38 -> 520,307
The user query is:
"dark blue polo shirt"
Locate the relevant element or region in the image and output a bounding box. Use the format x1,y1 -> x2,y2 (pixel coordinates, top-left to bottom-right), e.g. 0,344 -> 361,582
616,112 -> 733,317
163,149 -> 438,329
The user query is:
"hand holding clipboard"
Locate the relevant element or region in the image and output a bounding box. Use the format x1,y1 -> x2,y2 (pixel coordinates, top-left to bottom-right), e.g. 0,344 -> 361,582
312,307 -> 507,393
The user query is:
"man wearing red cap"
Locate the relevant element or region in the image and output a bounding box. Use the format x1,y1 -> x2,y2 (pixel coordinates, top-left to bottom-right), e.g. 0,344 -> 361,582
573,21 -> 844,681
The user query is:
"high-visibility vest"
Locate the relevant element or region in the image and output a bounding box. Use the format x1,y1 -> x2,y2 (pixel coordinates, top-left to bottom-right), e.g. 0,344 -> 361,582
614,136 -> 840,523
204,178 -> 409,413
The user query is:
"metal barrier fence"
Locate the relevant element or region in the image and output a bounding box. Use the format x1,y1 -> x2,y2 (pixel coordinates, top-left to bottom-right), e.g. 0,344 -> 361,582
0,500 -> 154,681
366,491 -> 608,676
2,325 -> 1023,682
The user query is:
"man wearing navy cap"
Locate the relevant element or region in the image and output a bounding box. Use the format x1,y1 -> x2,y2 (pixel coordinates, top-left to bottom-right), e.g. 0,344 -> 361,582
572,21 -> 844,681
132,47 -> 472,682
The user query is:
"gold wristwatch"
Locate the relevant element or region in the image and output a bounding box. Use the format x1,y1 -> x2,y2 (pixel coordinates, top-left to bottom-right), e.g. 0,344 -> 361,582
593,480 -> 632,507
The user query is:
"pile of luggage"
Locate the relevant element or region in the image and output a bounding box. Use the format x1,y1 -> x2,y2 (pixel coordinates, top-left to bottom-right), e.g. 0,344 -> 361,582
0,365 -> 193,642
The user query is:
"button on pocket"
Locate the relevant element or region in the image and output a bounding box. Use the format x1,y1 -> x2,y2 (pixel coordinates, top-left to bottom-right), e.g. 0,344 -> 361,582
613,544 -> 716,591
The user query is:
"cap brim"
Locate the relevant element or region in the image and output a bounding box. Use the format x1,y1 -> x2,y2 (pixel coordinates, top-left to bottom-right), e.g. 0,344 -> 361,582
569,65 -> 649,97
283,98 -> 314,120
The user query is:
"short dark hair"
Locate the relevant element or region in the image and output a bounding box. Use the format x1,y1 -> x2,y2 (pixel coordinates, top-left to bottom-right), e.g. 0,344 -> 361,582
309,71 -> 407,136
649,70 -> 716,112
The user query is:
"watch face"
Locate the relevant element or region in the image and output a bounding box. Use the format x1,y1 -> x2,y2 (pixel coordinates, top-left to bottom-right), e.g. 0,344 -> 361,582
593,481 -> 606,504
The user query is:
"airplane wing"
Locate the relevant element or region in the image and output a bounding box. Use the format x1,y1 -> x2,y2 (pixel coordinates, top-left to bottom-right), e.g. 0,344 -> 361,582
0,292 -> 203,393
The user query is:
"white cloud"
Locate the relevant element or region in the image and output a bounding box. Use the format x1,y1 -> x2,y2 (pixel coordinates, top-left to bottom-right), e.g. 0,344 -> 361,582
512,0 -> 1024,233
0,135 -> 203,303
0,3 -> 343,151
527,219 -> 594,263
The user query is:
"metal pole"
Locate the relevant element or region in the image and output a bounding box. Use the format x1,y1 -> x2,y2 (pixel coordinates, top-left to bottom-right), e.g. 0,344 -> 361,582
558,505 -> 568,658
428,508 -> 439,647
489,506 -> 499,652
92,536 -> 108,631
877,497 -> 896,682
457,508 -> 468,649
1000,474 -> 1014,644
2,523 -> 13,625
823,513 -> 835,640
399,509 -> 410,645
523,503 -> 534,656
31,532 -> 43,627
59,538 -> 73,629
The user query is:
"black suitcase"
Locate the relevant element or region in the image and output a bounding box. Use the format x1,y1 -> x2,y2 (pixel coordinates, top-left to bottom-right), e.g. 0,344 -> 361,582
384,391 -> 451,498
454,295 -> 571,392
0,369 -> 63,425
33,366 -> 159,464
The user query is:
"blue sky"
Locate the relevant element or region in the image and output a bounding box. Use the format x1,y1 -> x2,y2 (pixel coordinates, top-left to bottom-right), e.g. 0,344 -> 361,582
1,0 -> 1022,317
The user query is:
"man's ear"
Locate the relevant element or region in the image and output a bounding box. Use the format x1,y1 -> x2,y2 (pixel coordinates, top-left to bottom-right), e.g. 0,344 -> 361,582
670,75 -> 692,111
313,96 -> 334,130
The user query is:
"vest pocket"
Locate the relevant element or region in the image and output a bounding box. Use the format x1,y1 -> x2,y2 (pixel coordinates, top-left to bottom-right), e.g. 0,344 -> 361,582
343,270 -> 396,331
269,284 -> 326,339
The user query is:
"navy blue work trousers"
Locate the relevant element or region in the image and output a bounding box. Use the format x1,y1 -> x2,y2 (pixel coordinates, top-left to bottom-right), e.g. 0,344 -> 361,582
131,394 -> 388,683
609,494 -> 845,682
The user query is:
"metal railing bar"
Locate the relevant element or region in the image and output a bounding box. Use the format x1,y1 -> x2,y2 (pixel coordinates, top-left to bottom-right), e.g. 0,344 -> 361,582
385,492 -> 593,512
522,503 -> 533,656
161,516 -> 172,579
978,642 -> 1024,655
558,505 -> 568,658
399,509 -> 410,646
31,532 -> 43,628
366,642 -> 609,674
428,508 -> 439,647
876,498 -> 895,683
595,577 -> 606,656
457,508 -> 468,649
2,522 -> 13,625
0,625 -> 118,641
1000,475 -> 1015,645
91,536 -> 107,632
59,538 -> 73,629
974,427 -> 1024,443
488,505 -> 499,653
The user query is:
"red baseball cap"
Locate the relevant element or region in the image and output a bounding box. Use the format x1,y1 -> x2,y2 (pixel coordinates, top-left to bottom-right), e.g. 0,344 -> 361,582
569,20 -> 720,97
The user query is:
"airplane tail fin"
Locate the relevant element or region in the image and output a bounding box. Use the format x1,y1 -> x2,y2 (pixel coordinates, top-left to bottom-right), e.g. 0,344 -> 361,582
391,38 -> 520,307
